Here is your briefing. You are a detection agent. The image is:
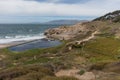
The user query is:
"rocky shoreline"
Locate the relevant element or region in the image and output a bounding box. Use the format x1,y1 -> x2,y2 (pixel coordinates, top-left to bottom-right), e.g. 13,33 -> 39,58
44,22 -> 96,41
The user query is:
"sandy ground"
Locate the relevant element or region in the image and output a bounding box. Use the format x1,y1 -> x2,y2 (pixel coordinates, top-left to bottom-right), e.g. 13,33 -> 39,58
55,69 -> 96,80
0,44 -> 12,48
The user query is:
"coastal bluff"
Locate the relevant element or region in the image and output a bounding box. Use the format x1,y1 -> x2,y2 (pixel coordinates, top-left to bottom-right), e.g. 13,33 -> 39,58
44,22 -> 96,40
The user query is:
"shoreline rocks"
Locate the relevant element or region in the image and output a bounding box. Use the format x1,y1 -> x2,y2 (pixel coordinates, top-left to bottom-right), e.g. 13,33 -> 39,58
44,22 -> 96,40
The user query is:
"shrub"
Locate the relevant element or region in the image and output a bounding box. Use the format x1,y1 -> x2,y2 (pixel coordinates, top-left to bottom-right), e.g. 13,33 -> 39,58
0,64 -> 54,80
77,70 -> 85,75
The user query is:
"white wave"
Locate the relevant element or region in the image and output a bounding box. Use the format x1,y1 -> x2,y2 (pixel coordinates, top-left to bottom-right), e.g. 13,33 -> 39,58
0,33 -> 46,44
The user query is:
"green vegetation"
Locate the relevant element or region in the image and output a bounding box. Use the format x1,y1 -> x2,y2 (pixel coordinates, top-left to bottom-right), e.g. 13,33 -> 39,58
0,36 -> 120,79
1,37 -> 120,79
0,64 -> 54,80
1,17 -> 120,79
85,37 -> 120,62
94,10 -> 120,23
77,70 -> 85,75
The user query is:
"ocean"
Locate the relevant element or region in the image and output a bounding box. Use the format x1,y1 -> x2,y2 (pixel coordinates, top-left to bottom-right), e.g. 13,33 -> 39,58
0,24 -> 64,44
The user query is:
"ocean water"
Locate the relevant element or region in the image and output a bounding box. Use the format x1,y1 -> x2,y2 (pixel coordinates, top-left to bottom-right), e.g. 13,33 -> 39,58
9,39 -> 61,51
0,24 -> 64,44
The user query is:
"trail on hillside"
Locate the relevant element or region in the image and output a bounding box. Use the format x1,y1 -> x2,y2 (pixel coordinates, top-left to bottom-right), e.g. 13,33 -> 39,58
76,30 -> 98,45
56,31 -> 99,80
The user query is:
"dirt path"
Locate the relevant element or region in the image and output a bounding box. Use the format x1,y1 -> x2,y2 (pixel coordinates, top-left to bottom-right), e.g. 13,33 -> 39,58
67,30 -> 99,50
56,31 -> 98,80
76,31 -> 98,45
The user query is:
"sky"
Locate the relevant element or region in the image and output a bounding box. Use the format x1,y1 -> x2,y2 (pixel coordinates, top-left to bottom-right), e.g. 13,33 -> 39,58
0,0 -> 120,23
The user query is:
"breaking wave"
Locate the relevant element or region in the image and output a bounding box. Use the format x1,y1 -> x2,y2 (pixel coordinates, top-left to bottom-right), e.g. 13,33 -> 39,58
0,33 -> 45,44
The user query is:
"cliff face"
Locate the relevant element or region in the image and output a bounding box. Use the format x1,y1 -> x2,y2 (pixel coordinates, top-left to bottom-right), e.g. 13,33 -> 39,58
45,10 -> 120,40
44,19 -> 120,41
44,23 -> 96,40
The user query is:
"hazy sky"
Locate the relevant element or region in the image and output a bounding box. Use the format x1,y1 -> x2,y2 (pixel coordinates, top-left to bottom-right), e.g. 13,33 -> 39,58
0,0 -> 120,23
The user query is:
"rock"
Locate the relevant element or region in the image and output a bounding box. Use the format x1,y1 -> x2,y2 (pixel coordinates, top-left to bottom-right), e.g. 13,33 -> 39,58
0,55 -> 6,61
77,72 -> 96,80
44,23 -> 96,40
55,69 -> 96,80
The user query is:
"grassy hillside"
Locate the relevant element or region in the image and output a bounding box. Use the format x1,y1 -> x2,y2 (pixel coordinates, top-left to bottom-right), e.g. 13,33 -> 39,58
1,12 -> 120,79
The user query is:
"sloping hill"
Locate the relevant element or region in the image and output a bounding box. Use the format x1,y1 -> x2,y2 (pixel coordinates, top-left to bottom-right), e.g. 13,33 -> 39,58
94,10 -> 120,22
1,10 -> 120,80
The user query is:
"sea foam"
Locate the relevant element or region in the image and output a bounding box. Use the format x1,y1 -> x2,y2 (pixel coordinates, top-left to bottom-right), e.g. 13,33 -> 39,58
0,33 -> 45,44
